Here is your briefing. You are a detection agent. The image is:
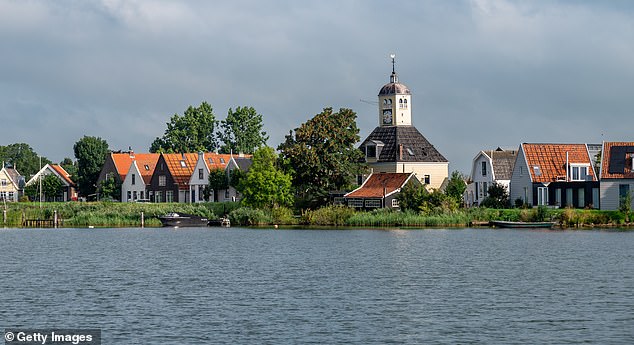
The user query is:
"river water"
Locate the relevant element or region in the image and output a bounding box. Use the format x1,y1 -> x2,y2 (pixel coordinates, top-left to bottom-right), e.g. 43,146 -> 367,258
0,227 -> 632,344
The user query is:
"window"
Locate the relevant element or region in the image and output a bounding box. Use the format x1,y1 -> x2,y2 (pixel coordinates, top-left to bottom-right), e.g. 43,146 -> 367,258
199,188 -> 204,201
127,191 -> 132,201
533,166 -> 541,176
140,191 -> 144,199
403,99 -> 408,109
199,169 -> 204,180
225,189 -> 230,199
365,199 -> 381,208
482,161 -> 487,176
537,187 -> 548,206
357,175 -> 363,185
566,189 -> 573,207
1,179 -> 6,187
131,174 -> 136,185
133,191 -> 138,200
166,190 -> 174,203
366,145 -> 376,159
406,148 -> 414,156
399,99 -> 403,109
220,158 -> 225,164
483,182 -> 488,197
155,191 -> 162,203
570,165 -> 588,181
144,164 -> 150,171
348,199 -> 363,208
158,175 -> 166,187
392,199 -> 400,208
424,175 -> 430,185
619,184 -> 630,209
520,166 -> 524,176
180,160 -> 187,168
555,189 -> 562,207
578,188 -> 585,208
0,192 -> 6,200
592,188 -> 599,209
208,158 -> 214,164
8,192 -> 14,200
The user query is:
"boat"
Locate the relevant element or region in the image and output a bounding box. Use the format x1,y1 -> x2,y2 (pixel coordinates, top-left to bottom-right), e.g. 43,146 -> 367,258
159,213 -> 209,227
490,220 -> 556,229
208,217 -> 231,227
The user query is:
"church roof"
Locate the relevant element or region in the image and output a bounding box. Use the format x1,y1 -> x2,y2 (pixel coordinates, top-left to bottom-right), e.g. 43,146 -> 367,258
378,72 -> 410,95
361,126 -> 448,163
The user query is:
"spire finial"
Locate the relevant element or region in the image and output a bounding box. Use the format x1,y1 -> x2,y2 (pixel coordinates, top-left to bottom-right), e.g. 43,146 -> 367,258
389,53 -> 398,83
390,53 -> 395,74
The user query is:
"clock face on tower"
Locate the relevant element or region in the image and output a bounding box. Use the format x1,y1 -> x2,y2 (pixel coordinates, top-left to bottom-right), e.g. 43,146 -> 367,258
382,109 -> 393,124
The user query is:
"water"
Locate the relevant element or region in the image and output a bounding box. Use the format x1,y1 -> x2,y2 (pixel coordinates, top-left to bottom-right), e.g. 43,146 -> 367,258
1,228 -> 633,344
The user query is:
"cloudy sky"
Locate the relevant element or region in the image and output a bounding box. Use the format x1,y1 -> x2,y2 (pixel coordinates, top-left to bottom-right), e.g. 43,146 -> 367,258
2,0 -> 633,173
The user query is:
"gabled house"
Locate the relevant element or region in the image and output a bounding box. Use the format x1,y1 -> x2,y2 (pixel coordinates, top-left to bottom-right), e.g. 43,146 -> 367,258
148,153 -> 198,203
0,165 -> 24,202
97,151 -> 160,200
599,141 -> 634,211
510,143 -> 599,208
26,164 -> 77,201
344,172 -> 421,210
121,154 -> 159,202
189,153 -> 253,203
465,148 -> 517,207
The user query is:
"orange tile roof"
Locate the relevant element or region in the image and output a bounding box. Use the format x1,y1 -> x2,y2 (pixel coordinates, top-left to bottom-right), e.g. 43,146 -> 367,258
162,153 -> 199,190
131,155 -> 160,185
50,165 -> 75,186
203,153 -> 234,171
346,173 -> 413,198
600,141 -> 634,179
111,153 -> 160,181
522,143 -> 596,182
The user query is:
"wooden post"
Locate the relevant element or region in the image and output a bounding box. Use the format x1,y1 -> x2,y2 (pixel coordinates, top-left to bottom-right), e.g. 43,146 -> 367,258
141,211 -> 144,228
54,210 -> 58,229
3,209 -> 6,225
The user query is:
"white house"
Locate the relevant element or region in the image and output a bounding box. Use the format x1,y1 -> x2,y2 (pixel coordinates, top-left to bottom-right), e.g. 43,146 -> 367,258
25,164 -> 76,202
464,148 -> 517,207
120,153 -> 160,202
599,141 -> 634,211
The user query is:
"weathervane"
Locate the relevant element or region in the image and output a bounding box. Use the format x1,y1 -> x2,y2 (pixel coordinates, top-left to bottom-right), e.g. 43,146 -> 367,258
390,53 -> 396,74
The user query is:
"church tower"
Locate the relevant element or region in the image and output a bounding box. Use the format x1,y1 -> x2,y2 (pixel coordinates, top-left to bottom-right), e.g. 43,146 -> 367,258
359,54 -> 449,190
378,54 -> 412,127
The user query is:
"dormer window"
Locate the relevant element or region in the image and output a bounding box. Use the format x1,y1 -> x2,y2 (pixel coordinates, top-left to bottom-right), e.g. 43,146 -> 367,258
208,158 -> 214,164
569,164 -> 589,181
180,160 -> 187,168
366,145 -> 376,159
220,158 -> 225,164
533,166 -> 541,176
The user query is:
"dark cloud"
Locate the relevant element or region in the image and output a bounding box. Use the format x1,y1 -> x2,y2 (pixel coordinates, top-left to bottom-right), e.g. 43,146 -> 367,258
1,0 -> 633,173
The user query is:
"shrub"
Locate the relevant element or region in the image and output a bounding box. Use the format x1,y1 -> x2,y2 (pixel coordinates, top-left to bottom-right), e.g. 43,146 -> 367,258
301,205 -> 356,226
228,207 -> 272,226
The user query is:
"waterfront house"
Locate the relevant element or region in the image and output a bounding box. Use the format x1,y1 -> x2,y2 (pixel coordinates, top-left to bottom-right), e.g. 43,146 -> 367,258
358,57 -> 448,190
25,164 -> 77,201
344,172 -> 420,210
148,153 -> 198,203
189,153 -> 253,203
120,153 -> 160,202
464,148 -> 517,207
510,143 -> 599,208
0,165 -> 24,202
599,141 -> 634,211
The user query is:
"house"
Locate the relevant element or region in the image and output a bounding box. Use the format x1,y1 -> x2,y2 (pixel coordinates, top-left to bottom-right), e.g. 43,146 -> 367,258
358,56 -> 448,190
599,141 -> 634,211
121,154 -> 160,202
0,165 -> 24,202
189,153 -> 253,203
148,153 -> 198,203
464,148 -> 517,207
344,172 -> 421,210
25,164 -> 77,201
510,143 -> 599,208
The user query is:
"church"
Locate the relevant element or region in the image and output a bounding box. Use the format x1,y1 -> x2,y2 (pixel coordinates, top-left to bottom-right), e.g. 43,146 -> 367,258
358,56 -> 449,190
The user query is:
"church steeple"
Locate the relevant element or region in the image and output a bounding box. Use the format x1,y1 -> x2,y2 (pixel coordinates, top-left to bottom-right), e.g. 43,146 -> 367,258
378,54 -> 412,127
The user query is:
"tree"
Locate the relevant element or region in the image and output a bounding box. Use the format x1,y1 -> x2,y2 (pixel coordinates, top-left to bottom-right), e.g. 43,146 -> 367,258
0,143 -> 51,178
445,170 -> 467,201
480,182 -> 510,209
98,174 -> 121,201
74,136 -> 109,197
237,146 -> 293,209
42,174 -> 63,202
218,106 -> 268,154
150,101 -> 218,153
278,107 -> 366,208
397,183 -> 428,211
206,168 -> 229,202
60,158 -> 78,180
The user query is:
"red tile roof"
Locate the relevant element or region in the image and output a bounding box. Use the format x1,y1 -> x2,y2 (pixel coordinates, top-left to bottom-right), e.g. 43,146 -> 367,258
203,153 -> 234,171
600,141 -> 634,179
345,173 -> 414,198
111,153 -> 160,181
162,153 -> 199,190
522,143 -> 596,182
50,165 -> 75,186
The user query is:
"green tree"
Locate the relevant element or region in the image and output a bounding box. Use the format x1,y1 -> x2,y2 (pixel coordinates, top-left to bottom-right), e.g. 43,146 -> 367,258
445,170 -> 467,201
150,101 -> 218,153
0,143 -> 51,178
480,182 -> 510,209
237,146 -> 293,209
42,174 -> 63,202
206,168 -> 229,202
397,183 -> 428,211
60,158 -> 78,180
278,107 -> 366,208
218,106 -> 268,154
74,136 -> 109,197
98,174 -> 121,201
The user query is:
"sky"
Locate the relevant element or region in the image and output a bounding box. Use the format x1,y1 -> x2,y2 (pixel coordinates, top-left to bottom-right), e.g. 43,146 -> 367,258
1,0 -> 634,174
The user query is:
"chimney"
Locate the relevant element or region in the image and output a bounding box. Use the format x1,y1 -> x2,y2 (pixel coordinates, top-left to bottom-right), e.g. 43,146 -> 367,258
129,150 -> 135,159
399,144 -> 403,160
